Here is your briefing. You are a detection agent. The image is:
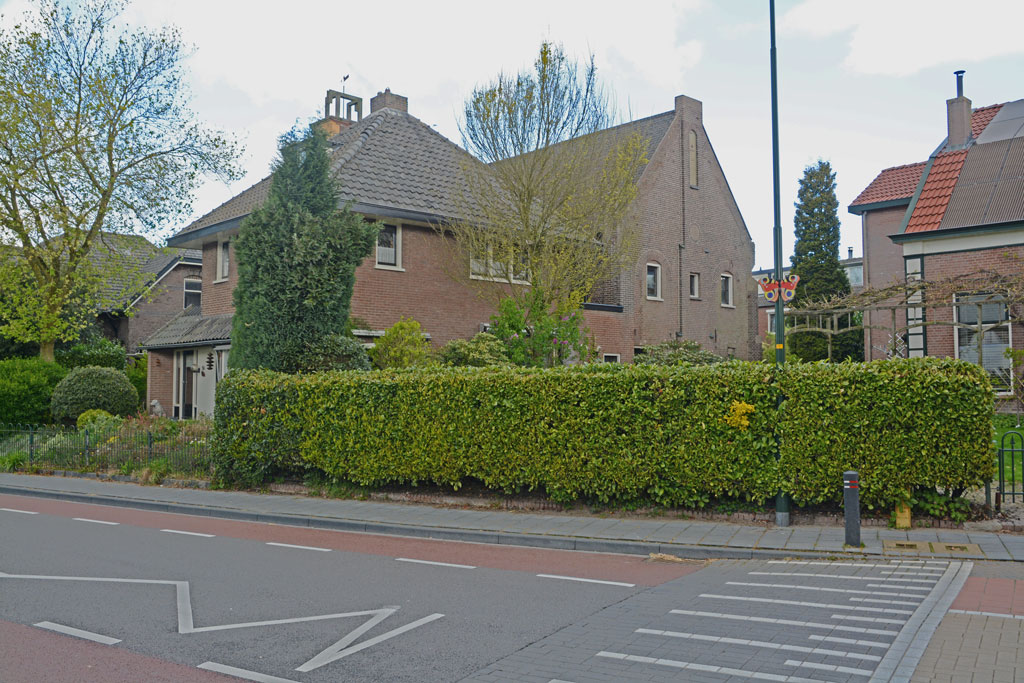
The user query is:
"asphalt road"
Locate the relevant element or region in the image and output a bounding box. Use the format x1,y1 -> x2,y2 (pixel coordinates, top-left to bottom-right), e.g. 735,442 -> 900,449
0,494 -> 974,682
0,495 -> 698,682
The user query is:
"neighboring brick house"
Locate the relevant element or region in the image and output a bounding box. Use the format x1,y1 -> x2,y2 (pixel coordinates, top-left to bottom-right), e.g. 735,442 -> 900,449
143,88 -> 755,418
850,73 -> 1024,394
751,250 -> 863,341
86,233 -> 202,354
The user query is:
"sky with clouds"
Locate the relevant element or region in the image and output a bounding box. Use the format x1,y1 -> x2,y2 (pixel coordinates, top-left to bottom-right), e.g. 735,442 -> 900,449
3,0 -> 1023,268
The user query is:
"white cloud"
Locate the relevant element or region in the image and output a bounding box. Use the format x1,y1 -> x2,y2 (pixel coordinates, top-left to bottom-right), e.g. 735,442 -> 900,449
782,0 -> 1024,76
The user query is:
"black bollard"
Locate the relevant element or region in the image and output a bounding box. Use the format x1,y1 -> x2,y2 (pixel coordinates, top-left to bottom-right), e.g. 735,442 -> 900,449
844,470 -> 860,547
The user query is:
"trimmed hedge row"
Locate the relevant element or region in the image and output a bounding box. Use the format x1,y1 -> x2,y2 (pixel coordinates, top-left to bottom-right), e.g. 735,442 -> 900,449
213,358 -> 995,507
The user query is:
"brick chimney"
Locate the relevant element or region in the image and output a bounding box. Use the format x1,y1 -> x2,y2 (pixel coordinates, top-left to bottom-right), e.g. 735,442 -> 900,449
314,89 -> 362,137
946,70 -> 972,149
370,88 -> 408,113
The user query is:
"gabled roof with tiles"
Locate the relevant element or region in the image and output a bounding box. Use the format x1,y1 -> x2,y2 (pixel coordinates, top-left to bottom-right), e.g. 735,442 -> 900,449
849,162 -> 926,209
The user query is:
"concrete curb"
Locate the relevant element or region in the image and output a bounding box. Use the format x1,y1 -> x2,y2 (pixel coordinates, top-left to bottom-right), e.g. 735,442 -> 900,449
0,483 -> 875,562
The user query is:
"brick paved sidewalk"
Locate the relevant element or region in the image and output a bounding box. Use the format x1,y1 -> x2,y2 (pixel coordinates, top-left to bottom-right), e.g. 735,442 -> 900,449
3,472 -> 1024,562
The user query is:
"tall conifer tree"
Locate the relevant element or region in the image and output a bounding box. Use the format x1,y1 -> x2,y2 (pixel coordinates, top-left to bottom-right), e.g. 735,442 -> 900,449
230,129 -> 376,371
788,160 -> 863,361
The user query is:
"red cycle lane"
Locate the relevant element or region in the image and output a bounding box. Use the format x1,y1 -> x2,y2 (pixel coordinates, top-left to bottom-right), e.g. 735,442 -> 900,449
0,493 -> 703,587
0,619 -> 236,683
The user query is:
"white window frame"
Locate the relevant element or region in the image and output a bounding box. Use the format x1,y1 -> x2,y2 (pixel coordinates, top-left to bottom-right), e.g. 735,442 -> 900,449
720,273 -> 734,308
689,272 -> 700,299
375,223 -> 404,271
183,277 -> 202,309
646,263 -> 662,301
470,245 -> 530,284
953,293 -> 1013,396
603,353 -> 620,363
215,239 -> 230,283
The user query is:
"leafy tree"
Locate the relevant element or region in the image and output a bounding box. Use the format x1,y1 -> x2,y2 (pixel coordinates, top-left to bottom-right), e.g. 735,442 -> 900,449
489,288 -> 592,367
788,160 -> 862,361
369,318 -> 430,370
448,40 -> 648,318
0,0 -> 241,361
230,129 -> 377,372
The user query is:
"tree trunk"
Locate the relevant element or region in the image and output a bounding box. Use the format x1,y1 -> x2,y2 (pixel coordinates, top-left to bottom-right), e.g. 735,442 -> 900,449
39,340 -> 55,363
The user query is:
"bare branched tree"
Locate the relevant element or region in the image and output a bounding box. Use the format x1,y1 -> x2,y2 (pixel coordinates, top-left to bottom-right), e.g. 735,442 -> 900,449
444,41 -> 648,316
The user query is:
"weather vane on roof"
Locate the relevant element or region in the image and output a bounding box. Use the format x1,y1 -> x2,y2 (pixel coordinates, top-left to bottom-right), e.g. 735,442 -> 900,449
341,74 -> 349,94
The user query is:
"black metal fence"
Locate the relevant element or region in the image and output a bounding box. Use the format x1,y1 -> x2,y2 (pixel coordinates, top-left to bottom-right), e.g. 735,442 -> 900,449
997,430 -> 1024,508
0,421 -> 213,479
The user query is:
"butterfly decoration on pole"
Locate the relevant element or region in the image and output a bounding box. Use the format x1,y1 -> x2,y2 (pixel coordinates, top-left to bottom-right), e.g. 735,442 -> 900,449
758,274 -> 800,303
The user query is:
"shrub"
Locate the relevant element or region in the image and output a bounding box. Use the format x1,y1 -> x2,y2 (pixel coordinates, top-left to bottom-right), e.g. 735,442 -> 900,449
213,358 -> 994,507
438,333 -> 511,367
489,290 -> 592,367
0,451 -> 28,472
776,359 -> 994,508
77,409 -> 113,430
293,334 -> 371,372
634,339 -> 723,366
126,353 -> 148,409
0,358 -> 68,424
56,337 -> 127,371
51,366 -> 139,424
369,318 -> 430,369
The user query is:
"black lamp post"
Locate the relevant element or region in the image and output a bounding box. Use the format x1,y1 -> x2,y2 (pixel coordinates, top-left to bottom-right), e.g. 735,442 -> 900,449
769,0 -> 790,527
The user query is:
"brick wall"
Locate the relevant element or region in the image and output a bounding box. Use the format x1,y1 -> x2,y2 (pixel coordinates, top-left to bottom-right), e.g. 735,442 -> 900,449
202,239 -> 237,316
919,245 -> 1024,362
147,349 -> 175,413
630,96 -> 756,359
126,263 -> 202,352
861,205 -> 909,359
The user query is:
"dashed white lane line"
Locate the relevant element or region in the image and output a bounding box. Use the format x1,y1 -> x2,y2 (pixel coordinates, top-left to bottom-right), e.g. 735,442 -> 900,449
265,542 -> 331,552
831,614 -> 907,625
785,658 -> 873,677
726,581 -> 926,600
749,571 -> 937,584
636,628 -> 882,662
878,570 -> 944,576
395,558 -> 476,569
198,662 -> 298,683
809,634 -> 891,649
34,621 -> 121,645
72,517 -> 119,525
160,529 -> 215,538
0,507 -> 38,514
536,574 -> 635,588
869,583 -> 931,591
669,609 -> 899,636
596,652 -> 830,683
700,594 -> 914,615
849,597 -> 920,606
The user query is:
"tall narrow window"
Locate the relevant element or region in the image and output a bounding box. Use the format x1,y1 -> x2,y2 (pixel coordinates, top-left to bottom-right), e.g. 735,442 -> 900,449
646,263 -> 662,300
688,130 -> 698,189
689,273 -> 700,298
905,256 -> 925,357
955,293 -> 1012,392
720,273 -> 734,307
183,278 -> 202,309
217,240 -> 230,280
376,224 -> 400,268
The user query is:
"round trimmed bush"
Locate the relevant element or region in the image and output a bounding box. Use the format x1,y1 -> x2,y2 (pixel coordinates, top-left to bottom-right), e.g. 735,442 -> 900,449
51,366 -> 139,424
0,357 -> 68,425
56,337 -> 127,371
438,332 -> 511,367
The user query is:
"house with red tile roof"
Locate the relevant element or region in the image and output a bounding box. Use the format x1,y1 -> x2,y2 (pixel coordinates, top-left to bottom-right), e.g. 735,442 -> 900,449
849,73 -> 1024,394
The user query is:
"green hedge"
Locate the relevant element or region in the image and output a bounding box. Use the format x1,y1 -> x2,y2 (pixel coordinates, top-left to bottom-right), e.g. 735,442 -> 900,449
56,338 -> 127,371
213,358 -> 995,507
0,357 -> 68,425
